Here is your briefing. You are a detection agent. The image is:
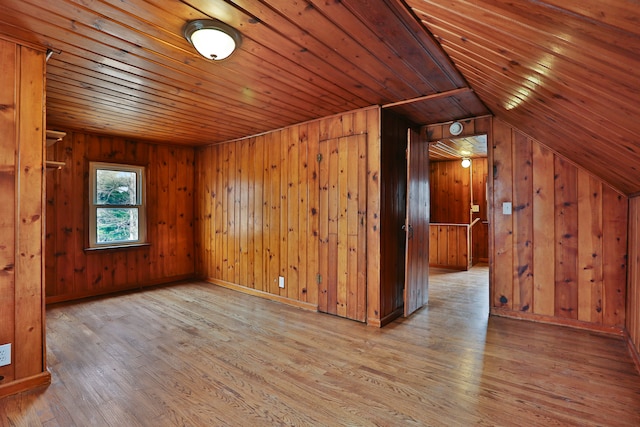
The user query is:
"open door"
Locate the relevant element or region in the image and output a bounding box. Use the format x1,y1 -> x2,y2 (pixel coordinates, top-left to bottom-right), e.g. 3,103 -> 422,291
404,128 -> 430,316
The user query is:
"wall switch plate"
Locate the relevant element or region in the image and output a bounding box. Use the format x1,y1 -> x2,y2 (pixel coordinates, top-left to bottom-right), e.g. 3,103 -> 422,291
502,202 -> 512,215
278,276 -> 285,289
471,204 -> 480,213
0,343 -> 11,367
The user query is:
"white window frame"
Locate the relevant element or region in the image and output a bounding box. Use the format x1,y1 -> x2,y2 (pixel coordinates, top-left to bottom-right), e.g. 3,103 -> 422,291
89,162 -> 147,248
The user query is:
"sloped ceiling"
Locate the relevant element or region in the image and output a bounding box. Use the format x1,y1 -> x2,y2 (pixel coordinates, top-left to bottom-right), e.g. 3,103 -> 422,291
0,0 -> 487,145
0,0 -> 638,194
406,0 -> 640,195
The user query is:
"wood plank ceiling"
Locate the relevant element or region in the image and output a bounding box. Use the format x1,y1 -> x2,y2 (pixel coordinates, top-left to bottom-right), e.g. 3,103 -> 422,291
405,0 -> 640,195
0,0 -> 487,146
1,0 -> 639,194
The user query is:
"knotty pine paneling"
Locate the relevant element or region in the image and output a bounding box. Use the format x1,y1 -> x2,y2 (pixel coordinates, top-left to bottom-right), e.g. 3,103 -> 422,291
0,37 -> 49,397
196,107 -> 380,324
429,160 -> 470,224
428,224 -> 470,270
627,197 -> 640,368
45,131 -> 195,303
491,118 -> 628,331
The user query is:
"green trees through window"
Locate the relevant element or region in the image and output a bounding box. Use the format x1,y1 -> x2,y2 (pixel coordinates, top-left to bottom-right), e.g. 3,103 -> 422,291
96,169 -> 138,243
90,162 -> 146,247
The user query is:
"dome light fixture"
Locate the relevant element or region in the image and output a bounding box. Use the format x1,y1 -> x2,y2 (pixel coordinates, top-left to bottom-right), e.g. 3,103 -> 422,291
461,158 -> 471,168
184,19 -> 242,61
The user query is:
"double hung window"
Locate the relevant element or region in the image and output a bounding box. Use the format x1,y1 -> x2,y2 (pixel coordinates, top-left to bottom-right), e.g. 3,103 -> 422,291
89,162 -> 146,248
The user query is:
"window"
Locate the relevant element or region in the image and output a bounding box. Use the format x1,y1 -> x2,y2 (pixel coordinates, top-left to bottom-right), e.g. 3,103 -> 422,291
89,162 -> 146,248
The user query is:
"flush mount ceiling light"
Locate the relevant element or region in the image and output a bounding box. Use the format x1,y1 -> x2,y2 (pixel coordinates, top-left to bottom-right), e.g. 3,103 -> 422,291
184,19 -> 242,61
449,121 -> 463,136
461,158 -> 471,168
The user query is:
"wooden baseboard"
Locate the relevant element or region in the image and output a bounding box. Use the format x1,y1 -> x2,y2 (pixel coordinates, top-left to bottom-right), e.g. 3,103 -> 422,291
45,274 -> 195,305
206,278 -> 319,312
368,307 -> 403,328
490,308 -> 625,336
625,331 -> 640,375
0,370 -> 51,399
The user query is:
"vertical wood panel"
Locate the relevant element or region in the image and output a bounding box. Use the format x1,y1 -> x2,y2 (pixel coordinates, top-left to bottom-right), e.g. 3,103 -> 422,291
532,142 -> 555,316
602,188 -> 627,327
45,131 -> 195,303
197,107 -> 376,323
577,171 -> 603,323
0,39 -> 18,385
492,118 -> 627,332
512,135 -> 533,312
0,39 -> 49,395
366,107 -> 381,324
492,120 -> 513,309
554,157 -> 578,319
307,120 -> 320,306
627,197 -> 640,356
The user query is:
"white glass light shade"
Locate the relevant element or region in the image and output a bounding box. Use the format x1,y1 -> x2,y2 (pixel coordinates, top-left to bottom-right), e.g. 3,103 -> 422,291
461,158 -> 471,168
184,20 -> 241,61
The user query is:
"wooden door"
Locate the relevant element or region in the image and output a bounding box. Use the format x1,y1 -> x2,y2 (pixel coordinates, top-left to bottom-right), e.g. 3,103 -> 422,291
318,134 -> 367,322
404,129 -> 430,316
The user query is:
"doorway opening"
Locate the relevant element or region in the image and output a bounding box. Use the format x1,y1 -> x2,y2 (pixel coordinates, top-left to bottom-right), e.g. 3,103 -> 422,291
426,132 -> 490,315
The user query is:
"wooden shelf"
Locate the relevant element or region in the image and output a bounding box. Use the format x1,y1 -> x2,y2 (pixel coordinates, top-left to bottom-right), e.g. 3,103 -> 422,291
46,160 -> 65,170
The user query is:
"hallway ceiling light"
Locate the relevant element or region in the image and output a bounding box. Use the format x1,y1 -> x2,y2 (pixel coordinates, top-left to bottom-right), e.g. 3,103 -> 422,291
461,158 -> 471,168
184,19 -> 242,61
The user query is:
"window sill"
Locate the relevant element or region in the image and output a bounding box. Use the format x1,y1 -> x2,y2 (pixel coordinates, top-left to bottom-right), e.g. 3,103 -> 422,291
84,243 -> 150,253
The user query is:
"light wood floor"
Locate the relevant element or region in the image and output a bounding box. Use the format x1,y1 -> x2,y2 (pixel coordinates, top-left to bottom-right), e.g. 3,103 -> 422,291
2,265 -> 640,426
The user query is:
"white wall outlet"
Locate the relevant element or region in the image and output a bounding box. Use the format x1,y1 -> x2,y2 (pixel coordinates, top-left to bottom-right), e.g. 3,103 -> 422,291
278,276 -> 285,289
502,202 -> 512,215
0,343 -> 11,367
471,204 -> 480,213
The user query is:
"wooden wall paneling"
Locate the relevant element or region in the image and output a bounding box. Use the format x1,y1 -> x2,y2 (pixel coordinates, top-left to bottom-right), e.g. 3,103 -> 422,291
346,136 -> 359,320
239,137 -> 249,287
0,38 -> 17,385
306,120 -> 320,307
378,110 -> 410,322
238,139 -> 253,288
577,171 -> 603,324
531,142 -> 555,316
195,107 -> 376,322
287,126 -> 300,300
326,135 -> 339,315
602,187 -> 627,328
429,226 -> 438,265
146,142 -> 159,284
15,44 -> 45,380
356,123 -> 368,321
491,120 -> 514,309
295,126 -> 308,301
554,157 -> 579,319
45,131 -> 195,303
258,135 -> 269,292
221,143 -> 230,283
337,137 -> 349,317
167,146 -> 178,278
447,225 -> 459,266
278,129 -> 288,297
229,141 -> 239,285
247,138 -> 257,289
491,118 -> 628,333
268,132 -> 281,295
628,197 -> 640,357
366,107 -> 381,325
512,134 -> 533,312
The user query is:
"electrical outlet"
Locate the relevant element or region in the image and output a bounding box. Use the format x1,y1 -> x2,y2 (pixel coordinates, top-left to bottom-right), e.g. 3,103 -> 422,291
278,276 -> 285,289
0,343 -> 11,367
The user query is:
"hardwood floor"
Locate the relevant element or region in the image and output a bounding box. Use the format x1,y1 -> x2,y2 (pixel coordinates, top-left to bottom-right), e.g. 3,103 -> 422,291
2,265 -> 640,426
